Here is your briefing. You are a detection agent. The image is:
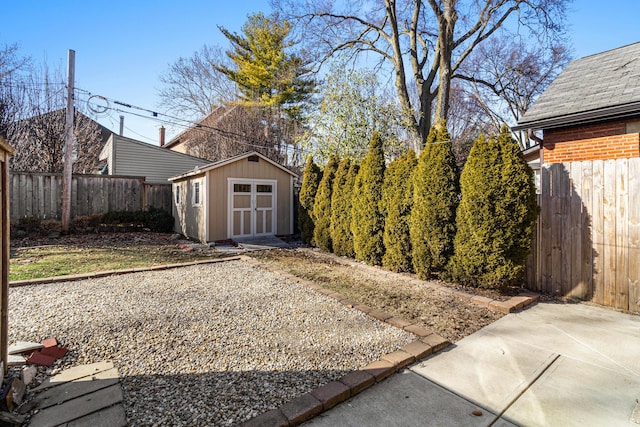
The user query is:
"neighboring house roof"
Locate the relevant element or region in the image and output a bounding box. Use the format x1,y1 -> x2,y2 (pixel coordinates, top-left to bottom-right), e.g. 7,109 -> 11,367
163,105 -> 237,150
13,108 -> 113,142
514,41 -> 640,131
169,151 -> 298,182
100,134 -> 210,184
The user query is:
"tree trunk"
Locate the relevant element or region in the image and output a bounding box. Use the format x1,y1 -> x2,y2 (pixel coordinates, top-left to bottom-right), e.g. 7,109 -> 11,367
434,2 -> 457,125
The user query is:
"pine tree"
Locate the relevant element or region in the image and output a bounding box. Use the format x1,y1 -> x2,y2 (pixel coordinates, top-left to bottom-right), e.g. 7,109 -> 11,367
410,122 -> 459,279
313,154 -> 338,251
216,13 -> 315,121
330,158 -> 358,257
382,150 -> 417,272
449,126 -> 539,290
298,156 -> 322,245
351,132 -> 386,265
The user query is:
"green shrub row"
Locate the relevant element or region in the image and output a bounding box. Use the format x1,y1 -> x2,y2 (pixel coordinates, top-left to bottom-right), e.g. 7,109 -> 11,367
299,124 -> 539,291
12,207 -> 174,236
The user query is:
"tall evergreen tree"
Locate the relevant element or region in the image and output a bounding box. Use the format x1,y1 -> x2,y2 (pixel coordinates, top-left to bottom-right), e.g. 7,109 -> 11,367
216,12 -> 315,121
410,122 -> 459,279
298,156 -> 321,244
313,154 -> 339,251
351,132 -> 386,265
330,158 -> 358,257
449,126 -> 539,290
382,150 -> 417,272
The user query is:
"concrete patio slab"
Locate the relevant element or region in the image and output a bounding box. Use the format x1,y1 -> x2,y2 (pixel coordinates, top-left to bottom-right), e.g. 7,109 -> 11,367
305,369 -> 517,427
501,355 -> 640,426
412,333 -> 558,412
303,302 -> 640,426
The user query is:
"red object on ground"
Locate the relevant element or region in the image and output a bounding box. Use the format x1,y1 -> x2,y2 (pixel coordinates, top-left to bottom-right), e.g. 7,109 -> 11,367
27,352 -> 56,367
42,337 -> 58,348
40,346 -> 68,359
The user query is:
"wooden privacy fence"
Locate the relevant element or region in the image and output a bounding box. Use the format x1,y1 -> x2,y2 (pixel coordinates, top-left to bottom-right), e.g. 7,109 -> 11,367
9,172 -> 172,221
526,158 -> 640,312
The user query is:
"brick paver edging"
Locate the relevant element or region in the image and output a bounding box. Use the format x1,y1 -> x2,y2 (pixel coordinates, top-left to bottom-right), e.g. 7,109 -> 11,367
9,256 -> 243,287
296,248 -> 539,314
240,256 -> 452,427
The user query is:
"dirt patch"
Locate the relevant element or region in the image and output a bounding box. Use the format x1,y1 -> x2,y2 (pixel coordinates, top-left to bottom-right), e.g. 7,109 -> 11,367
248,248 -> 512,342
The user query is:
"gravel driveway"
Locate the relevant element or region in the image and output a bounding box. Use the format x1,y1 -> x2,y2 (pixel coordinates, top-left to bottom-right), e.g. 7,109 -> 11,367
9,259 -> 414,426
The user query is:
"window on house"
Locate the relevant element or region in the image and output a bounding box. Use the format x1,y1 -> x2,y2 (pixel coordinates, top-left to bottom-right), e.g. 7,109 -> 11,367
192,180 -> 202,206
175,185 -> 181,205
256,184 -> 272,193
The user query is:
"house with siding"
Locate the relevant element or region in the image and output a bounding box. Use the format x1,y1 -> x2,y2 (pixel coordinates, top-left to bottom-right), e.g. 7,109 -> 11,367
99,134 -> 209,184
169,151 -> 297,243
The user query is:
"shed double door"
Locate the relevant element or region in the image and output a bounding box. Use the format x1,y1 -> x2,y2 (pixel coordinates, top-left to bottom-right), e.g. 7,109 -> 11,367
229,179 -> 276,238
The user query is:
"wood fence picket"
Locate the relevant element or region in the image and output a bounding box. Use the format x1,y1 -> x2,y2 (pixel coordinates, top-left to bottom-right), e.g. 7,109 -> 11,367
526,158 -> 640,311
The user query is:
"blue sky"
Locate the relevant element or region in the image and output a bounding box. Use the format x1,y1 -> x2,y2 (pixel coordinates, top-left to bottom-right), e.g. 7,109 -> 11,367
2,1 -> 639,144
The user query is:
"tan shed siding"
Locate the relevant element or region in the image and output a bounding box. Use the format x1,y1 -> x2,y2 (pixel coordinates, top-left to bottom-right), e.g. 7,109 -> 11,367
112,136 -> 208,184
172,174 -> 206,242
206,157 -> 293,241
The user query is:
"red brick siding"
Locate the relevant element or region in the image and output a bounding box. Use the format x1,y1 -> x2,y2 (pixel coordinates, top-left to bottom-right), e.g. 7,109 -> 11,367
543,120 -> 640,163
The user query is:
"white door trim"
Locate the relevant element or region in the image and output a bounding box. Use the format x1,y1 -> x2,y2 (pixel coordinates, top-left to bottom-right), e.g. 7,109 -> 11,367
227,178 -> 277,239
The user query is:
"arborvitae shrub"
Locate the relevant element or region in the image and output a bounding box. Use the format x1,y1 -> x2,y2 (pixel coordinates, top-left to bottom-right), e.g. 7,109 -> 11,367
330,158 -> 358,257
351,132 -> 386,265
382,150 -> 417,272
449,126 -> 540,290
410,122 -> 459,279
313,155 -> 338,251
298,156 -> 322,244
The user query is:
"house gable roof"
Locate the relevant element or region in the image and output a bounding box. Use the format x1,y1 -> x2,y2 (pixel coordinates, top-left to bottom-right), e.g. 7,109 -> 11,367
163,105 -> 239,150
514,42 -> 640,131
169,151 -> 297,181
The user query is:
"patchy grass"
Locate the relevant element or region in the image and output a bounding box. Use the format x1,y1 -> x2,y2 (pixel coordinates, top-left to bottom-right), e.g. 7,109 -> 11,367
9,232 -> 223,281
248,248 -> 505,342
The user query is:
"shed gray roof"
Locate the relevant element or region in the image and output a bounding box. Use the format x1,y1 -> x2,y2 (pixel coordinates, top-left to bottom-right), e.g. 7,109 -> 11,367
514,42 -> 640,131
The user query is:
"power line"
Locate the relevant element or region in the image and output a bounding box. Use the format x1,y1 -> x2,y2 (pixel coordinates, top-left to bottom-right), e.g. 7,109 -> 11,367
77,87 -> 306,155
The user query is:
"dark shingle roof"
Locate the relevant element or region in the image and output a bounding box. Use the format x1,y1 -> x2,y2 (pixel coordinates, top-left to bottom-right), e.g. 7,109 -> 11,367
514,41 -> 640,130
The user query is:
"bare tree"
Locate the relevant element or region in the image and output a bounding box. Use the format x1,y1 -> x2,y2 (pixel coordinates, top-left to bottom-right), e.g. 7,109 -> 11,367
0,43 -> 30,137
456,34 -> 571,149
7,65 -> 104,173
158,45 -> 238,120
447,83 -> 494,167
272,0 -> 569,149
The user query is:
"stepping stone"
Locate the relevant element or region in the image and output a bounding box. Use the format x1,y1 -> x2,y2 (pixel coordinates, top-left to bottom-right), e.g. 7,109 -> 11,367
28,385 -> 123,427
65,404 -> 127,427
8,341 -> 43,355
31,361 -> 114,391
33,368 -> 120,410
7,354 -> 27,366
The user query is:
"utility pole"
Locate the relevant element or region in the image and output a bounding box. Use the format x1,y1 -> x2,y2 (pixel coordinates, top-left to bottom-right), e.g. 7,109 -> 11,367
61,49 -> 75,233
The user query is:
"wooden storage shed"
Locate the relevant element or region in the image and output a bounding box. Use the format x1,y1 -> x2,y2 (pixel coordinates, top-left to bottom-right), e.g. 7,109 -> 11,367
0,137 -> 14,373
170,151 -> 297,243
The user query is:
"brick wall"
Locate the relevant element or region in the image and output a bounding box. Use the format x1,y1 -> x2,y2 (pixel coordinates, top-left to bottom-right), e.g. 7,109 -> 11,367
543,119 -> 640,163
